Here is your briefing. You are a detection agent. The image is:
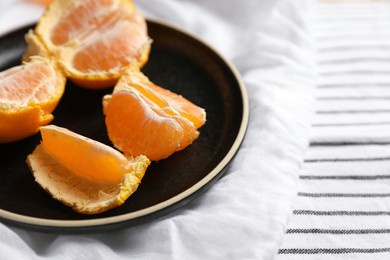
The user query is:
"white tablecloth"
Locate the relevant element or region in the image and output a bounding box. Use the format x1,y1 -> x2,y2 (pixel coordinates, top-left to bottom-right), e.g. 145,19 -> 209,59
0,0 -> 316,259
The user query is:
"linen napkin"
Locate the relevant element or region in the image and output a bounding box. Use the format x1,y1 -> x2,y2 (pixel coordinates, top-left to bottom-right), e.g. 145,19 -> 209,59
0,0 -> 316,259
277,1 -> 390,259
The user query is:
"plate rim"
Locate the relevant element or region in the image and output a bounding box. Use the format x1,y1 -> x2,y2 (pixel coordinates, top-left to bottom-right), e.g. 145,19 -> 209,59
0,18 -> 249,230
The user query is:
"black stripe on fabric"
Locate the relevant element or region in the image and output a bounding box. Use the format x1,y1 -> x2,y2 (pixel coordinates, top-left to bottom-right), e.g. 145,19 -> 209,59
310,141 -> 390,146
298,192 -> 390,198
293,210 -> 390,216
304,157 -> 390,163
313,122 -> 390,127
318,83 -> 390,88
286,228 -> 390,234
299,175 -> 390,180
317,96 -> 390,100
278,248 -> 390,255
317,110 -> 390,114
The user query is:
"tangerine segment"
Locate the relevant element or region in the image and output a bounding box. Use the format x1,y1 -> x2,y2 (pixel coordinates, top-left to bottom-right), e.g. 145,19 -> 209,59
0,57 -> 65,143
40,125 -> 131,183
103,66 -> 206,161
70,14 -> 147,73
0,106 -> 53,144
32,0 -> 150,89
27,125 -> 150,215
113,66 -> 206,129
103,91 -> 184,161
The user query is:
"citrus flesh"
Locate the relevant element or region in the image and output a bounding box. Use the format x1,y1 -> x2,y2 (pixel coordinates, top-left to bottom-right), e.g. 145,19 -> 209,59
27,125 -> 150,214
28,0 -> 151,89
0,57 -> 65,143
103,66 -> 206,161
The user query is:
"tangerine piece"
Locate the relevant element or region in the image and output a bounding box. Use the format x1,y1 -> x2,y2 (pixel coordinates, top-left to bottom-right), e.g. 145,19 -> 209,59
27,0 -> 151,89
27,125 -> 150,215
103,66 -> 206,161
0,56 -> 65,143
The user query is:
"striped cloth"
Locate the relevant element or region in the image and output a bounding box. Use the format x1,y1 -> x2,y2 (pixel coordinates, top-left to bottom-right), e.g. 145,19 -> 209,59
277,1 -> 390,259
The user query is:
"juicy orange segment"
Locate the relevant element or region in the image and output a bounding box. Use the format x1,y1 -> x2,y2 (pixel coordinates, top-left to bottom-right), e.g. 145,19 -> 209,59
104,91 -> 185,160
40,125 -> 130,183
27,125 -> 150,214
27,0 -> 151,89
103,66 -> 206,161
0,57 -> 65,143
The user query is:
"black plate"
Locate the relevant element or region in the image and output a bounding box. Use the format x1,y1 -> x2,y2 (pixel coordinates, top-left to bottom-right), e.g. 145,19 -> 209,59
0,20 -> 249,233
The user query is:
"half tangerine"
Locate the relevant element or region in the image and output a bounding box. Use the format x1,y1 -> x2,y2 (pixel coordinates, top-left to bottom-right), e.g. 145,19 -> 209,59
0,56 -> 65,143
27,0 -> 151,89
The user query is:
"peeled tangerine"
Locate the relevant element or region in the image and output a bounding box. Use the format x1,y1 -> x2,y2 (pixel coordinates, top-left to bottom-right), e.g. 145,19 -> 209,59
27,125 -> 150,214
0,56 -> 65,143
26,0 -> 151,89
103,66 -> 206,161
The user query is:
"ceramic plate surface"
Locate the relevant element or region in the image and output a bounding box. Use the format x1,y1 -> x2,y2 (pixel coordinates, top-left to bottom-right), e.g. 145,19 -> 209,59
0,20 -> 249,233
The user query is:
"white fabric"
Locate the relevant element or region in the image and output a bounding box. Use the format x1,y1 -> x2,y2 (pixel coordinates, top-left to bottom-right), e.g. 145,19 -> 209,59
0,0 -> 316,259
277,1 -> 390,259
